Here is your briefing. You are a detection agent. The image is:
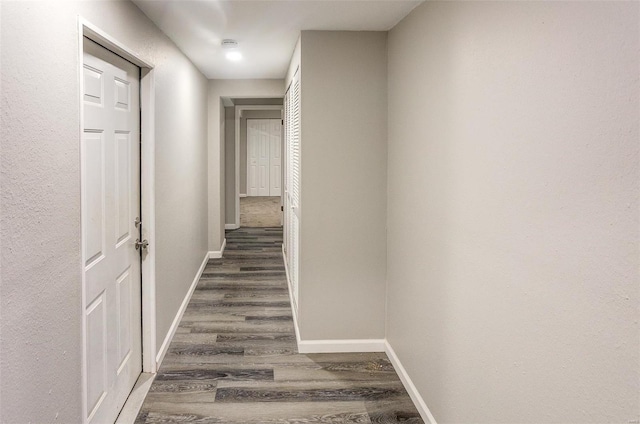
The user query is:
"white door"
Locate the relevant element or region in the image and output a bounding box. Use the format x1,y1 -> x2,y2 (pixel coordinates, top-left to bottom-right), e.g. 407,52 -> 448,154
269,120 -> 282,197
82,38 -> 142,424
284,68 -> 301,311
248,119 -> 282,197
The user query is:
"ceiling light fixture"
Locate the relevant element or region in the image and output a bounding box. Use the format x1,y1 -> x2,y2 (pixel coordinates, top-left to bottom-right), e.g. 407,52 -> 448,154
222,39 -> 242,61
225,51 -> 242,61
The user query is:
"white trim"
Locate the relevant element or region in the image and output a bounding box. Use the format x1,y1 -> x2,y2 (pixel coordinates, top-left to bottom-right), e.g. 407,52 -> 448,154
79,18 -> 157,423
225,224 -> 239,230
139,67 -> 157,374
239,193 -> 247,198
298,339 -> 386,354
154,252 -> 208,368
208,238 -> 227,259
80,19 -> 154,69
282,245 -> 302,347
384,341 -> 438,424
234,105 -> 283,225
282,246 -> 384,355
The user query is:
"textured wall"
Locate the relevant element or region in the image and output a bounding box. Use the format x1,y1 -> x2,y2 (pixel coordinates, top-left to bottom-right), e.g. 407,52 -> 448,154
208,80 -> 284,237
0,1 -> 208,422
386,2 -> 639,422
298,31 -> 388,340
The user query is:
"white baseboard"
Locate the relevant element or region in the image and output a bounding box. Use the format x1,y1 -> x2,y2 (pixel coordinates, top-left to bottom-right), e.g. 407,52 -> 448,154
282,245 -> 302,346
239,193 -> 247,198
225,223 -> 239,230
155,251 -> 208,368
298,339 -> 386,354
208,238 -> 227,259
282,249 -> 434,423
281,247 -> 385,355
385,341 -> 437,424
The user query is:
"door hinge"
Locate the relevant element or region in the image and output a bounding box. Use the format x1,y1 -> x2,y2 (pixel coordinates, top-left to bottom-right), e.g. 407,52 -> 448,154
135,239 -> 149,251
281,206 -> 284,211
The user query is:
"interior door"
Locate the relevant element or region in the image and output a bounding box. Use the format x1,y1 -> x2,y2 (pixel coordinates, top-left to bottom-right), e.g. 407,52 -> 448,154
82,37 -> 142,424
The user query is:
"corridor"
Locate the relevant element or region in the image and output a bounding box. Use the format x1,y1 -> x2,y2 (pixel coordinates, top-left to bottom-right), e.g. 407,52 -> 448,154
135,227 -> 422,423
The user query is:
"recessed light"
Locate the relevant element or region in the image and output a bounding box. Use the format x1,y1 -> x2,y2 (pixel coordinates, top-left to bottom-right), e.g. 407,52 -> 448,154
225,51 -> 242,61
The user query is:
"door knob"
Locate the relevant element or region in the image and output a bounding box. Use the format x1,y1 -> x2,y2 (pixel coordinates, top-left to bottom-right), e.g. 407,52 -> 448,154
135,239 -> 149,251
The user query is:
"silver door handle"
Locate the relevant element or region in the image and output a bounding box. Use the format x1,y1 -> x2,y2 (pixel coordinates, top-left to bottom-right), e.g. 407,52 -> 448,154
135,239 -> 149,251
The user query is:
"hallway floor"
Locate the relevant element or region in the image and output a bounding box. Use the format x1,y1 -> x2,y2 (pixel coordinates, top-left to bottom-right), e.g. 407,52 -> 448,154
135,227 -> 422,423
240,196 -> 282,227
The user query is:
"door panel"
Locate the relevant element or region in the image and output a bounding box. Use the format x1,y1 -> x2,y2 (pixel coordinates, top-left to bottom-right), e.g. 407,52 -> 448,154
83,131 -> 106,267
85,292 -> 107,416
115,132 -> 132,246
82,37 -> 141,424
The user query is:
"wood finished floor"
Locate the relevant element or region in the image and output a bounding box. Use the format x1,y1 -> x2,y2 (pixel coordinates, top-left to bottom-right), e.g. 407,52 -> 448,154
135,227 -> 423,423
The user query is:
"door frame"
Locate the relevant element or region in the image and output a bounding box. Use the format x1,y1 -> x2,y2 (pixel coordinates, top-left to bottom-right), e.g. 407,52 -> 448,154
78,18 -> 158,423
233,105 -> 283,227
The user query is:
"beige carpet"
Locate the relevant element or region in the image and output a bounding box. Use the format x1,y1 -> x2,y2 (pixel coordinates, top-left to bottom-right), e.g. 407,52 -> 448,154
240,196 -> 282,227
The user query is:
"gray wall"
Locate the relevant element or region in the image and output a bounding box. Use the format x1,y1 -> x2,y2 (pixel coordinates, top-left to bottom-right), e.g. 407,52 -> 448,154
386,2 -> 639,423
241,110 -> 282,195
224,107 -> 235,224
298,31 -> 388,340
0,1 -> 209,422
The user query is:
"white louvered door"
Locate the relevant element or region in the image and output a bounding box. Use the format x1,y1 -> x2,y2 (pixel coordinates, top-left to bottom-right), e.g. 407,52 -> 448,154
284,69 -> 301,311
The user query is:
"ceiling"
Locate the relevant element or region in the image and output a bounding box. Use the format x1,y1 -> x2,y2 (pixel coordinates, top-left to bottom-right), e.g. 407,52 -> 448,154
132,0 -> 422,80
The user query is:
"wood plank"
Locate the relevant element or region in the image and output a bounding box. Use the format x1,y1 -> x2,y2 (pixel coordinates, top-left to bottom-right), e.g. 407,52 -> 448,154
136,227 -> 423,423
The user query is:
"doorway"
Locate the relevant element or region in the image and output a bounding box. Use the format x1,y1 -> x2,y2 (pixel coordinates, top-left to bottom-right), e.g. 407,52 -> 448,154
247,118 -> 282,197
226,102 -> 284,229
242,118 -> 281,227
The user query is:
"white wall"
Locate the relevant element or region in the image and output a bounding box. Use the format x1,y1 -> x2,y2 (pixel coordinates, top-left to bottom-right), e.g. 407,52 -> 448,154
208,80 -> 284,245
297,31 -> 388,340
386,2 -> 639,422
0,2 -> 208,422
